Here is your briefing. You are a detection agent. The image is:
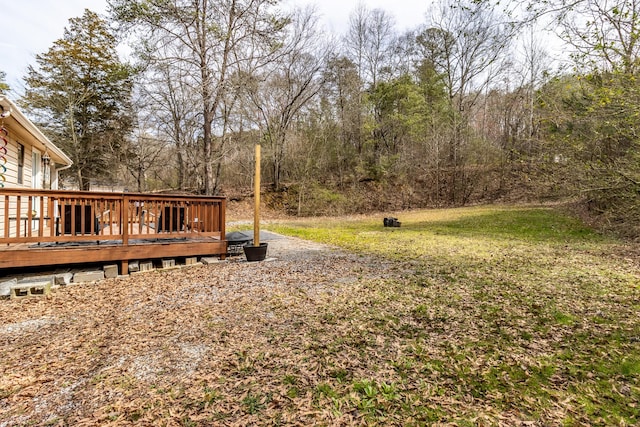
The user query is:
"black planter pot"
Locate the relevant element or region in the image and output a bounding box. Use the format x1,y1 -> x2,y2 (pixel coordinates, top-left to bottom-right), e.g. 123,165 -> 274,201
243,242 -> 268,262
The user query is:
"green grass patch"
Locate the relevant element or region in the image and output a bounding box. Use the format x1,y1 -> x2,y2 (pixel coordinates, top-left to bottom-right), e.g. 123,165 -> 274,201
267,205 -> 604,249
265,205 -> 640,425
242,392 -> 267,415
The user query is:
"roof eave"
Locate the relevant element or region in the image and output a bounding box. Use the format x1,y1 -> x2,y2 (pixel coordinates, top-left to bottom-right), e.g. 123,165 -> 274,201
0,96 -> 73,167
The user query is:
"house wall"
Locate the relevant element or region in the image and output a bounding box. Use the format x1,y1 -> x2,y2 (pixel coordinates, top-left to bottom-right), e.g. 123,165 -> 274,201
1,120 -> 41,237
2,119 -> 37,189
51,164 -> 60,190
0,98 -> 72,239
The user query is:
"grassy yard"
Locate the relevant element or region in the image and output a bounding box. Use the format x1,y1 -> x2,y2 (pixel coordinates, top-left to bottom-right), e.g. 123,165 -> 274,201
266,205 -> 640,425
1,205 -> 638,426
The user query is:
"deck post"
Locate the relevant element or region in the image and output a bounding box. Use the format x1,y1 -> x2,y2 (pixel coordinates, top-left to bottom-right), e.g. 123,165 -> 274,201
253,144 -> 261,247
122,194 -> 129,246
4,195 -> 9,239
219,198 -> 226,260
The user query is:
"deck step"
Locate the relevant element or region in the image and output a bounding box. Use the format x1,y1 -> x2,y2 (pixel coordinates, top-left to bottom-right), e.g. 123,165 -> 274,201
10,282 -> 52,299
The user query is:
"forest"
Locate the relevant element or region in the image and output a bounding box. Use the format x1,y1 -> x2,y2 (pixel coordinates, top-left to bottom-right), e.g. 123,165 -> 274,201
2,0 -> 639,238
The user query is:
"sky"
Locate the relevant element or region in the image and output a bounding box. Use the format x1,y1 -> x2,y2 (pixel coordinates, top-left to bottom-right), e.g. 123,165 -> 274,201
3,0 -> 109,95
2,0 -> 431,97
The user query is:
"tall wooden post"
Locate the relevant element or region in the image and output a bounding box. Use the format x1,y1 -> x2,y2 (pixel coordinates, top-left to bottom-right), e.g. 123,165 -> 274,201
254,144 -> 261,246
121,194 -> 129,275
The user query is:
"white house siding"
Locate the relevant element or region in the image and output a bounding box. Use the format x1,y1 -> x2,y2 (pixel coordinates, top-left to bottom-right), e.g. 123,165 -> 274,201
2,129 -> 18,187
0,97 -> 72,238
1,118 -> 38,189
0,129 -> 26,237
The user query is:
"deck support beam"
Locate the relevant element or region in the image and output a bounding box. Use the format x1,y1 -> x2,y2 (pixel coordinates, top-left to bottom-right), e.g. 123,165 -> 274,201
0,240 -> 227,270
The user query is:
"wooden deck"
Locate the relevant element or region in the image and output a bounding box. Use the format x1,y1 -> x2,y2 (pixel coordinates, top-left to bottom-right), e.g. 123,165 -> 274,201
0,189 -> 226,274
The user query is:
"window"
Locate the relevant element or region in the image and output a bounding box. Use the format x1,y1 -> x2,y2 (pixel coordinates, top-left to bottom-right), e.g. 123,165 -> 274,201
17,143 -> 24,184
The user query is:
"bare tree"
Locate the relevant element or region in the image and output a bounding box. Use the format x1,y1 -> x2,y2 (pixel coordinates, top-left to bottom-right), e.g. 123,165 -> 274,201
244,7 -> 328,190
135,37 -> 202,190
418,0 -> 514,203
323,55 -> 363,156
343,4 -> 396,88
123,131 -> 168,192
110,0 -> 288,195
342,5 -> 398,169
560,0 -> 640,73
423,0 -> 513,110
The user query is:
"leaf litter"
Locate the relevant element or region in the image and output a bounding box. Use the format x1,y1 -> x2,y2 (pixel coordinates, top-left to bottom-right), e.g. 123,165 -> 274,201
0,226 -> 638,426
0,236 -> 395,425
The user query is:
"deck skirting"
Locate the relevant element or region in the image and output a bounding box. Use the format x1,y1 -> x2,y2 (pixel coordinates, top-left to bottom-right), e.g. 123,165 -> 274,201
1,238 -> 227,271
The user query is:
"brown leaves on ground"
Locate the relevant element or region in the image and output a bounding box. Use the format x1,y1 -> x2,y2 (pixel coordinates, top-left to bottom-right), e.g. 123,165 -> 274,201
0,231 -> 638,426
0,238 -> 394,426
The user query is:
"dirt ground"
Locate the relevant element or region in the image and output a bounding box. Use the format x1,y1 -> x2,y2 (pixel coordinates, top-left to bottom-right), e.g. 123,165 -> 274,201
0,233 -> 397,426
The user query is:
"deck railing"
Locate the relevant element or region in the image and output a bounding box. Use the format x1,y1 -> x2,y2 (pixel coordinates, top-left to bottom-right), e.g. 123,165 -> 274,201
0,188 -> 226,246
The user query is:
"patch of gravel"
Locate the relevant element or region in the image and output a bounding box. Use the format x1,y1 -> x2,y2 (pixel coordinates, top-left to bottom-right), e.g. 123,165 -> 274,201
0,317 -> 56,335
262,233 -> 334,260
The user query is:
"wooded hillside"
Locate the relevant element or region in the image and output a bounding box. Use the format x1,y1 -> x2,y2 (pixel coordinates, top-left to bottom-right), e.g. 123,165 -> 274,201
9,0 -> 640,238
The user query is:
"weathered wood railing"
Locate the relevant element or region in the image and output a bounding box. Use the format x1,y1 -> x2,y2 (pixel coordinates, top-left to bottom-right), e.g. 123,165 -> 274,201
0,188 -> 226,245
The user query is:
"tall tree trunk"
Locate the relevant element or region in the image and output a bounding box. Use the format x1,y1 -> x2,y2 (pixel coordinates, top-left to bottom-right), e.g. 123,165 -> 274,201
203,108 -> 213,194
